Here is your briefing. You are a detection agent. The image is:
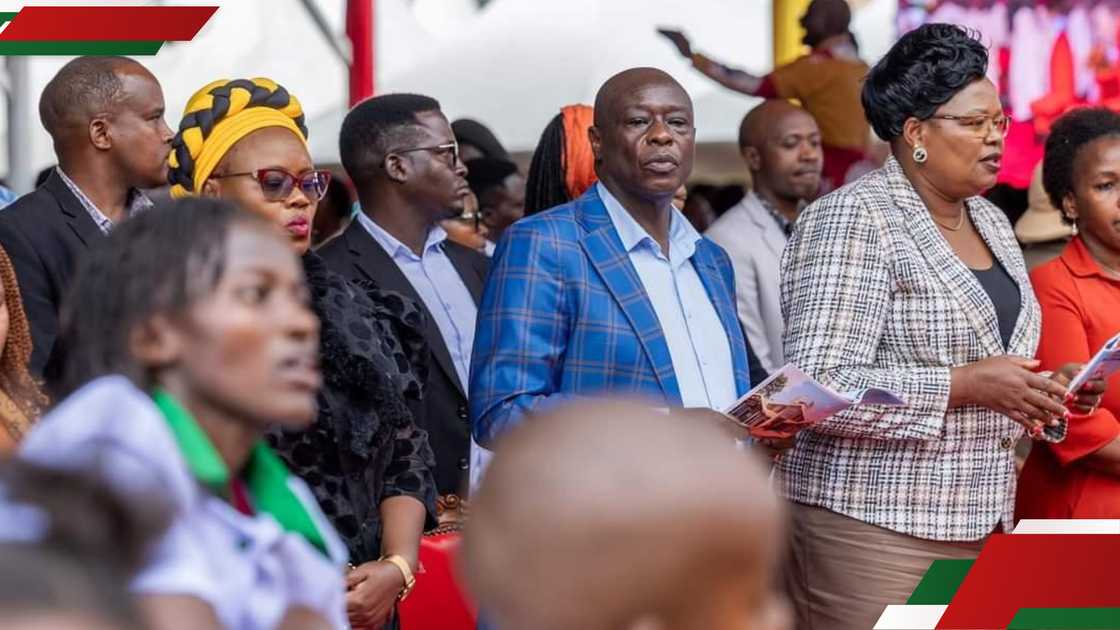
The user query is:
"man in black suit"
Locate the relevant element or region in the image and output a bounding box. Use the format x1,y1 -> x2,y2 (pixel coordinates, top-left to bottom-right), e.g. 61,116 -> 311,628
0,56 -> 173,376
321,93 -> 489,508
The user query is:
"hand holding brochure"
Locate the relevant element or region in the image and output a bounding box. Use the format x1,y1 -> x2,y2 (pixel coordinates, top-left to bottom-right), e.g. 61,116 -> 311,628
1068,331 -> 1120,394
722,364 -> 906,439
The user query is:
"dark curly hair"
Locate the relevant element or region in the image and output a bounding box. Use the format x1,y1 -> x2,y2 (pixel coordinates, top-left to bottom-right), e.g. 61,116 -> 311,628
862,23 -> 989,141
1042,107 -> 1120,223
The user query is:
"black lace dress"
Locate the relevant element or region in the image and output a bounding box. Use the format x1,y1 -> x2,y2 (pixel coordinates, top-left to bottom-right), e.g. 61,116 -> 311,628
268,253 -> 437,564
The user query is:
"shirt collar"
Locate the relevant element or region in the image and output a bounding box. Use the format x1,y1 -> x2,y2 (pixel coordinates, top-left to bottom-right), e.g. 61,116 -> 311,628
152,388 -> 330,557
596,182 -> 700,262
56,167 -> 152,235
752,191 -> 795,236
356,210 -> 447,260
1062,235 -> 1118,280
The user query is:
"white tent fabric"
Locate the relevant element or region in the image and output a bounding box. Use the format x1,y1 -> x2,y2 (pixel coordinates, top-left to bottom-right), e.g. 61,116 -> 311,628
2,0 -> 896,186
312,0 -> 897,163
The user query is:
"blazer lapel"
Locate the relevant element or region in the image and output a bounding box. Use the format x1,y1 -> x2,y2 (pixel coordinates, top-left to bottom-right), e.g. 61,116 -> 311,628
888,160 -> 1005,356
575,188 -> 682,405
971,200 -> 1039,355
692,241 -> 753,396
45,170 -> 102,247
744,195 -> 787,260
442,243 -> 485,306
340,222 -> 466,394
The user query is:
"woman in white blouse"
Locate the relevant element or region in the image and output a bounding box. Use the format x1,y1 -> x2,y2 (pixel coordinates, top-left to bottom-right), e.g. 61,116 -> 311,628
20,198 -> 348,630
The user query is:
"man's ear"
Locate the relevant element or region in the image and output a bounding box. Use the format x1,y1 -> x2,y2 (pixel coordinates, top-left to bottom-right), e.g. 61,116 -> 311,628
743,146 -> 762,172
588,125 -> 603,165
89,114 -> 112,151
128,314 -> 184,370
383,153 -> 410,184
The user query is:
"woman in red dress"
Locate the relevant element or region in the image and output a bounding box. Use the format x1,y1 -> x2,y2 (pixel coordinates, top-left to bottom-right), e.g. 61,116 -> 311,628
1018,107 -> 1120,520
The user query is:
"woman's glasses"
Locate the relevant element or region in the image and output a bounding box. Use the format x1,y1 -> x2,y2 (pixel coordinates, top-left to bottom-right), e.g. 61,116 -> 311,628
929,113 -> 1011,139
211,168 -> 331,202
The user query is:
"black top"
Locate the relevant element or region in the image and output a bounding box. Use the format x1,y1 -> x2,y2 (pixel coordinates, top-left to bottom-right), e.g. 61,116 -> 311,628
971,260 -> 1021,349
268,253 -> 437,563
319,220 -> 491,497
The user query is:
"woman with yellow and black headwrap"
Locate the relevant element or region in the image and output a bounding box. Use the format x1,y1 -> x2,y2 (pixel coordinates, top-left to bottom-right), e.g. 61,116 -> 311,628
170,78 -> 437,630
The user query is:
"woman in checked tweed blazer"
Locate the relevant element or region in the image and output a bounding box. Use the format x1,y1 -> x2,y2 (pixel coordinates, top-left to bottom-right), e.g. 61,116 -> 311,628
777,25 -> 1105,630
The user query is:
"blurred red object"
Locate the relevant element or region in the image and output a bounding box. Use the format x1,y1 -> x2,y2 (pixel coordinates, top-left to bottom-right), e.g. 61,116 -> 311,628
398,531 -> 477,630
346,0 -> 374,106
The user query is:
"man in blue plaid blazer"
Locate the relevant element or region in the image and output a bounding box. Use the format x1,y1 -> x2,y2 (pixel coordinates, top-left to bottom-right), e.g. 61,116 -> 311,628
470,68 -> 756,446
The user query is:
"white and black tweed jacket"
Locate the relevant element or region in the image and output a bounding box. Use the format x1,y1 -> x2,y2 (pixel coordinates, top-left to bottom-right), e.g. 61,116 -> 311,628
775,156 -> 1064,541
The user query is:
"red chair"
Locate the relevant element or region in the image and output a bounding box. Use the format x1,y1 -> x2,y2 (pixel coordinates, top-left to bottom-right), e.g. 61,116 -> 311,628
398,503 -> 477,630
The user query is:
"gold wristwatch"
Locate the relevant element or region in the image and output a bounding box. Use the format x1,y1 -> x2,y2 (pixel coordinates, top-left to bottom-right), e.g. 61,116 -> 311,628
379,554 -> 416,601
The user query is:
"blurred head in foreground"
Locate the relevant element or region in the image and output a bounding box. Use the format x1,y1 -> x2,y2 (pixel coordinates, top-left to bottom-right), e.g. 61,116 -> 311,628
0,460 -> 168,630
462,401 -> 790,630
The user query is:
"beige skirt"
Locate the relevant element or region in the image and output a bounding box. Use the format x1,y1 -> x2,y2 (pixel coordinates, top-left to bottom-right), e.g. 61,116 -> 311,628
784,502 -> 987,630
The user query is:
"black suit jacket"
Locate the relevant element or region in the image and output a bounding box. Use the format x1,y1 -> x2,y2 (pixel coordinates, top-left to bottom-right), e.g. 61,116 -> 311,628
0,170 -> 103,376
319,220 -> 490,497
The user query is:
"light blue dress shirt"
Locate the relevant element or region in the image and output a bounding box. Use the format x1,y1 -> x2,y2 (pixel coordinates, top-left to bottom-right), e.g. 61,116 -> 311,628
597,183 -> 738,411
357,212 -> 477,391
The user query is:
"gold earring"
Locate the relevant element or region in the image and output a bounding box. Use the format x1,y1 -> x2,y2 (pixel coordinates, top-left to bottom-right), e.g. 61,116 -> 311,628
913,145 -> 928,164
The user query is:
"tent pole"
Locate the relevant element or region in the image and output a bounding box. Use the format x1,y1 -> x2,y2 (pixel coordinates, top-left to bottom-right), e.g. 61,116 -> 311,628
773,0 -> 812,67
5,57 -> 33,194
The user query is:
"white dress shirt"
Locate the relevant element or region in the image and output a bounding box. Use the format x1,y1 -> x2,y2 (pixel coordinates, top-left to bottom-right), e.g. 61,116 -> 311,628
357,213 -> 477,389
357,212 -> 494,493
56,167 -> 152,235
598,183 -> 737,410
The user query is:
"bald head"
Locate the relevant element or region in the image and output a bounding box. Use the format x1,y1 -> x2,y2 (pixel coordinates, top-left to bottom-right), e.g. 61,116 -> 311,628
39,57 -> 149,140
739,100 -> 814,152
590,68 -> 696,202
463,402 -> 787,630
737,100 -> 822,205
593,67 -> 691,127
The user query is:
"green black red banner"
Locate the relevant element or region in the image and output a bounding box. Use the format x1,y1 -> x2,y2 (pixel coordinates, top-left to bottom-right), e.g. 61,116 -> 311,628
0,6 -> 217,55
877,531 -> 1120,628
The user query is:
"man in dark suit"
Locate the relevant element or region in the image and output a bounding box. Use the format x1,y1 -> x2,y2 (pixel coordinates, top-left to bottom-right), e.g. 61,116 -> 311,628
320,93 -> 489,507
0,56 -> 173,376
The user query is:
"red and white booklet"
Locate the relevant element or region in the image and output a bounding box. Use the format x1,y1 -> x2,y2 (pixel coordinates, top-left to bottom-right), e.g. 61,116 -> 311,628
722,364 -> 906,440
1068,331 -> 1120,394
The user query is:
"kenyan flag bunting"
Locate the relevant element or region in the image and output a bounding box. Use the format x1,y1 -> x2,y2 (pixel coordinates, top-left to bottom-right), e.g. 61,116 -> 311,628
0,6 -> 216,55
876,521 -> 1120,629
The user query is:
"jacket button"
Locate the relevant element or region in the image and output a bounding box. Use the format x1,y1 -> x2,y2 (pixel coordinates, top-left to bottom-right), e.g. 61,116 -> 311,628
1000,437 -> 1014,450
457,404 -> 468,421
458,457 -> 469,470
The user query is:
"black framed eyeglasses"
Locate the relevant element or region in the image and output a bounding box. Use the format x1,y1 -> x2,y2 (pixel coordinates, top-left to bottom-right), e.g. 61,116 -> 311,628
389,142 -> 461,167
211,168 -> 331,202
929,113 -> 1011,138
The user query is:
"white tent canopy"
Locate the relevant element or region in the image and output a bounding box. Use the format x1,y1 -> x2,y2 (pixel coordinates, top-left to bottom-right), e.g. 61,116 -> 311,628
3,0 -> 896,189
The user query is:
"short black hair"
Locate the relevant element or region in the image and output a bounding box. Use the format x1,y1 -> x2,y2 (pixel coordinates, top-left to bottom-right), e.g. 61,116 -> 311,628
452,118 -> 510,161
466,157 -> 519,199
51,197 -> 272,398
39,56 -> 138,139
862,23 -> 989,141
338,93 -> 441,187
1042,107 -> 1120,216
